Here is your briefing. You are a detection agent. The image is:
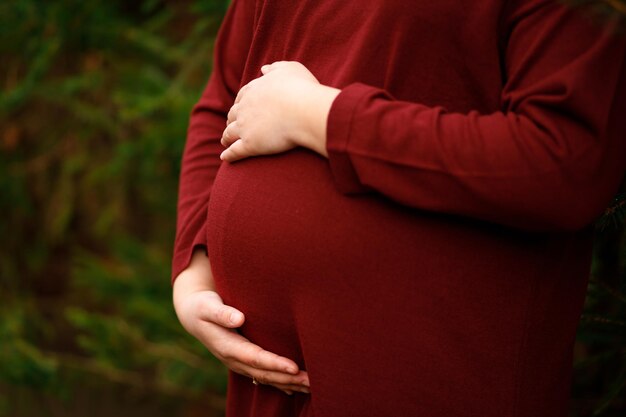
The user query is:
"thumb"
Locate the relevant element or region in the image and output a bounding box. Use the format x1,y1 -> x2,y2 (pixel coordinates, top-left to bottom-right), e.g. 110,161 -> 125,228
201,291 -> 246,328
261,61 -> 286,74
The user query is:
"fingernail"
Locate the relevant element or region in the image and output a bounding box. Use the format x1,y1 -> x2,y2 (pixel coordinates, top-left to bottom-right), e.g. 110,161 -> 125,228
300,387 -> 310,394
229,312 -> 242,324
285,366 -> 298,374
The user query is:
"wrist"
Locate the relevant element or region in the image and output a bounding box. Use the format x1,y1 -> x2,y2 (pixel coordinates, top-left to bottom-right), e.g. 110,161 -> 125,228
298,84 -> 340,158
173,249 -> 215,306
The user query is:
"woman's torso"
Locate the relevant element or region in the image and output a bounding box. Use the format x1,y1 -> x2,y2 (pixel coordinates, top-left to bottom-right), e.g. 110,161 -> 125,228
206,1 -> 593,415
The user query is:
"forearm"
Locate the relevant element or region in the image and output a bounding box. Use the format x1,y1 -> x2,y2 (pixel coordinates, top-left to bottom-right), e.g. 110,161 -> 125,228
297,84 -> 340,158
172,106 -> 225,283
321,3 -> 626,232
173,249 -> 215,307
172,0 -> 254,284
325,84 -> 626,232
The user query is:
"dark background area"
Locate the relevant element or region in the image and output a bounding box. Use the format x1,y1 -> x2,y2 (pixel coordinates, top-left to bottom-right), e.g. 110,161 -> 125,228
0,1 -> 624,416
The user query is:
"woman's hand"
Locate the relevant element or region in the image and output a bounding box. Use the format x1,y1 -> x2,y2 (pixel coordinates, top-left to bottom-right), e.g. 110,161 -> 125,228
173,249 -> 310,395
220,61 -> 340,162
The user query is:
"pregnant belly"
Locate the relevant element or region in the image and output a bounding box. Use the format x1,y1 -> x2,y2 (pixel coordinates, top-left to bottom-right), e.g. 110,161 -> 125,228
205,148 -> 534,413
206,148 -> 445,309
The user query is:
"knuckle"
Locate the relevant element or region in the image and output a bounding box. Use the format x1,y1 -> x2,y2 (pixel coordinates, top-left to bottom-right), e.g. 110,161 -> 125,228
216,306 -> 229,324
221,350 -> 235,362
197,300 -> 212,320
217,343 -> 234,360
214,349 -> 228,362
228,363 -> 246,376
228,143 -> 241,157
250,354 -> 262,368
224,124 -> 236,140
258,371 -> 271,384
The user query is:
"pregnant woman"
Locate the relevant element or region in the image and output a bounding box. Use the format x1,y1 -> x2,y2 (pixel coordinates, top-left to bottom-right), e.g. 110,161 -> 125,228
172,1 -> 626,416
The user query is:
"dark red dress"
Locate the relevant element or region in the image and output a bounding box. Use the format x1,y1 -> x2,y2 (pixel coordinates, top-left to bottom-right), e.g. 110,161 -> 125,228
173,1 -> 626,416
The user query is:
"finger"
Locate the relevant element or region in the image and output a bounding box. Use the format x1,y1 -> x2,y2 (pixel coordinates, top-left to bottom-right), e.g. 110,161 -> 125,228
196,292 -> 244,328
226,103 -> 239,126
230,361 -> 309,387
221,121 -> 240,148
261,64 -> 278,75
234,79 -> 257,104
220,138 -> 250,162
268,377 -> 311,392
269,383 -> 310,395
261,61 -> 290,74
234,85 -> 247,105
236,366 -> 309,386
201,327 -> 301,374
218,332 -> 301,374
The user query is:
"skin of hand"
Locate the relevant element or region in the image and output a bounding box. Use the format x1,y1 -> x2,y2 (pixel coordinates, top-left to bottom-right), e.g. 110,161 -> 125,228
220,61 -> 341,162
173,249 -> 311,395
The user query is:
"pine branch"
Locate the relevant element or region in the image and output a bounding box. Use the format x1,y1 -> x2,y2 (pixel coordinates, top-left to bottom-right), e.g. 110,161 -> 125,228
580,314 -> 626,327
50,351 -> 225,407
588,275 -> 626,304
595,193 -> 626,231
601,0 -> 626,15
563,0 -> 626,20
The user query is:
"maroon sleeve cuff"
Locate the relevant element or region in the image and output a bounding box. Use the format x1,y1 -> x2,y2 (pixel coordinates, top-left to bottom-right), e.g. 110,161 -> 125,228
326,83 -> 375,194
171,222 -> 208,286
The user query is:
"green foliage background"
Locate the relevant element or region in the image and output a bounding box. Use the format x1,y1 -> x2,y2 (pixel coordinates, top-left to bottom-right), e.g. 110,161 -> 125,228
0,1 -> 230,415
0,0 -> 624,416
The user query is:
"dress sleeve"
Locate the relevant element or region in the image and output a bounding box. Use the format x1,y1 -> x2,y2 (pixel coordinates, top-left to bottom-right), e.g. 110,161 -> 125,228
325,0 -> 626,232
172,0 -> 254,284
